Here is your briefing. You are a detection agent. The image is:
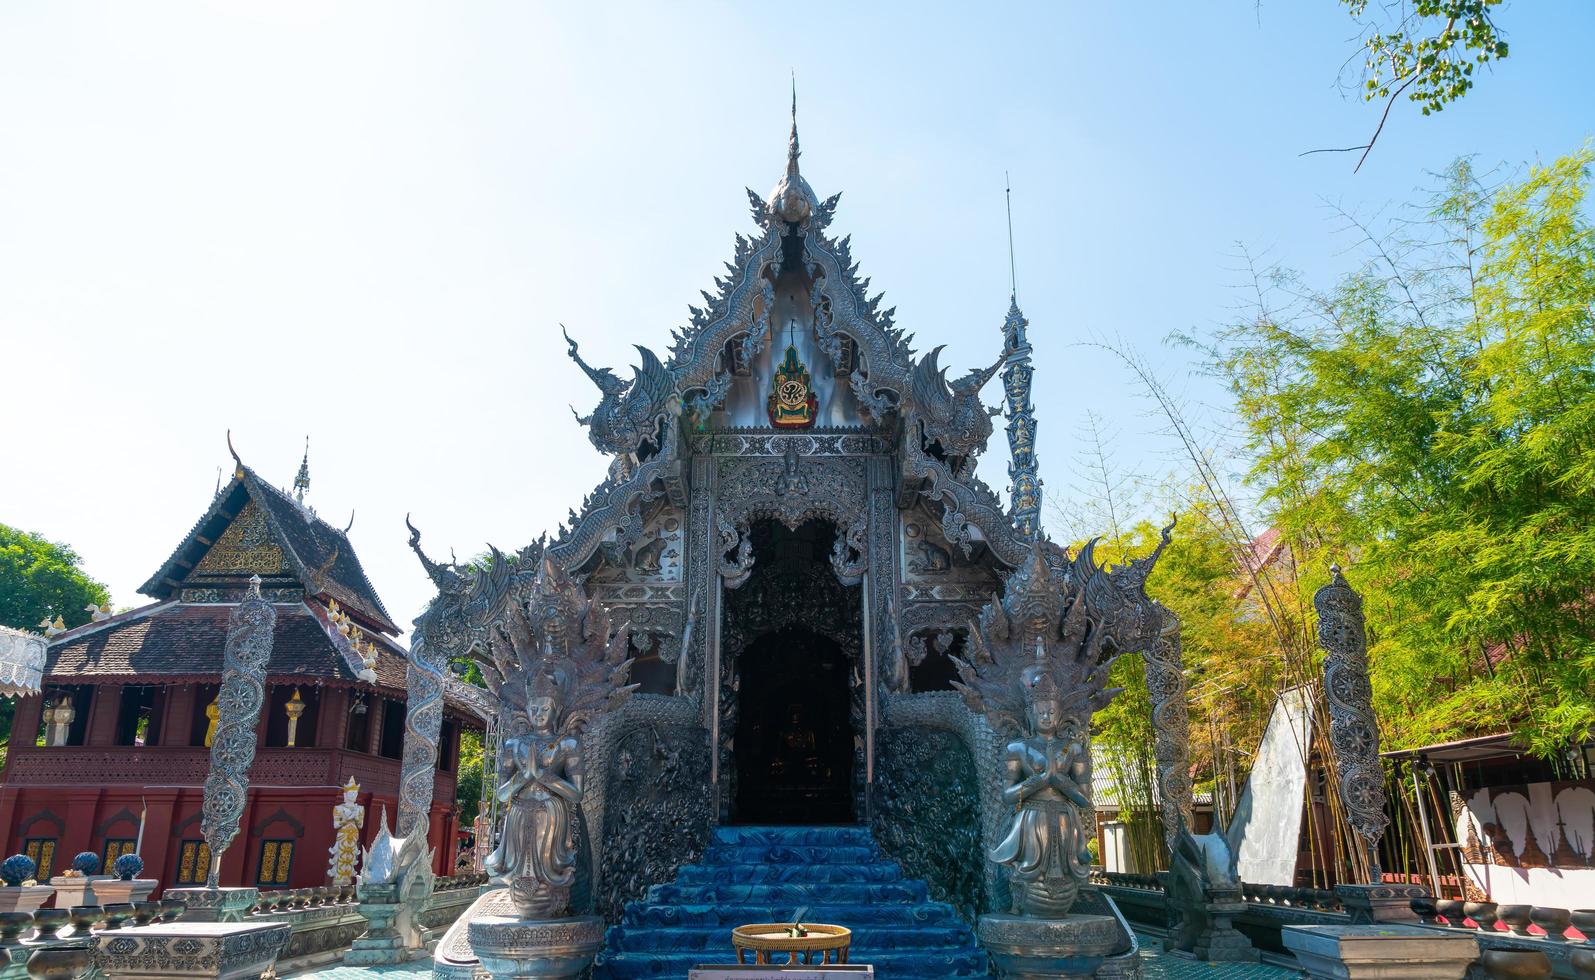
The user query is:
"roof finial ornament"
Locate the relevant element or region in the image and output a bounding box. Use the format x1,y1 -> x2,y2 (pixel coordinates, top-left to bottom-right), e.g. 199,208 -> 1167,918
226,429 -> 245,478
293,436 -> 311,505
788,71 -> 800,177
1000,175 -> 1043,539
767,73 -> 817,224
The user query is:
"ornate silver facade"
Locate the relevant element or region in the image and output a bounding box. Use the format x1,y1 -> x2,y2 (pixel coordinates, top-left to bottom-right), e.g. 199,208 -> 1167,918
413,109 -> 1176,951
200,575 -> 275,888
1314,564 -> 1390,882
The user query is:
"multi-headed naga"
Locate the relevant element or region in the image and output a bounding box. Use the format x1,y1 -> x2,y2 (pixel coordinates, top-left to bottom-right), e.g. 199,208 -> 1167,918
953,527 -> 1170,917
474,557 -> 636,919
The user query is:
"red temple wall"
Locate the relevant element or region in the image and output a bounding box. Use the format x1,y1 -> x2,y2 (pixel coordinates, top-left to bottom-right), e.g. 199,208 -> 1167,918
0,783 -> 459,897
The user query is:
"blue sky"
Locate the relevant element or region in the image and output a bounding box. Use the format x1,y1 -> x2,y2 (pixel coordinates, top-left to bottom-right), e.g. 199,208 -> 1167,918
1,2 -> 1589,628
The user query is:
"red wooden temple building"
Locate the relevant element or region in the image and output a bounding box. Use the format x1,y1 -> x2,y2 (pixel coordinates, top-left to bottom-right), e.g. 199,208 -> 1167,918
0,452 -> 487,895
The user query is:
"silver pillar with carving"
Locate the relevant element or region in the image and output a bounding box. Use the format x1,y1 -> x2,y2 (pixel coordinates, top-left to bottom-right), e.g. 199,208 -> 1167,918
165,576 -> 275,923
1146,602 -> 1195,852
1314,564 -> 1389,881
1000,298 -> 1042,538
397,630 -> 445,841
201,575 -> 274,887
1315,564 -> 1423,923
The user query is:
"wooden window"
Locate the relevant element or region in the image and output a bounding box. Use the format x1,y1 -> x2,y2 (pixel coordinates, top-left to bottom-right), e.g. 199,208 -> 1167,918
22,839 -> 56,880
378,700 -> 406,760
38,685 -> 93,746
174,840 -> 211,886
256,839 -> 294,887
115,685 -> 165,746
101,838 -> 136,871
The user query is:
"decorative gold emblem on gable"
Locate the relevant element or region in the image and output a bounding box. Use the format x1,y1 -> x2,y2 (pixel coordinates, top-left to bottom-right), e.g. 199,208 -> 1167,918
768,342 -> 817,429
192,500 -> 286,577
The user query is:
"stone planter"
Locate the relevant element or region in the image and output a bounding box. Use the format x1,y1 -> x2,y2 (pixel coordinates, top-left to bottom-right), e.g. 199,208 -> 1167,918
91,880 -> 156,907
30,907 -> 68,941
49,875 -> 110,908
1465,901 -> 1499,931
1497,905 -> 1534,936
1410,896 -> 1439,925
67,906 -> 100,936
1480,948 -> 1552,980
0,886 -> 54,915
0,911 -> 32,945
23,946 -> 93,980
1571,909 -> 1595,943
1530,906 -> 1571,941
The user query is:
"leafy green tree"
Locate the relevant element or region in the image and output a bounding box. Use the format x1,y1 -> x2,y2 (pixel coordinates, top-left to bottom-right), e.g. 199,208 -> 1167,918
0,524 -> 111,770
1322,0 -> 1508,170
1197,145 -> 1595,755
0,523 -> 110,632
456,729 -> 485,826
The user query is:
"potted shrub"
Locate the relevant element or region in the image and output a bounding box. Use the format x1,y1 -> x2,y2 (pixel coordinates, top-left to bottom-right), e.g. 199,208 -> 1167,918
50,851 -> 110,908
0,854 -> 54,914
92,854 -> 156,906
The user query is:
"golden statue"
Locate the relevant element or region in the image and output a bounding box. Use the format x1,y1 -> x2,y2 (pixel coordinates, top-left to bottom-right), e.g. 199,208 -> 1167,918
204,698 -> 220,747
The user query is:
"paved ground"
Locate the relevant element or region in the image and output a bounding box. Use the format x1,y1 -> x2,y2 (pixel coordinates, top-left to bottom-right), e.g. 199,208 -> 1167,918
296,932 -> 1300,978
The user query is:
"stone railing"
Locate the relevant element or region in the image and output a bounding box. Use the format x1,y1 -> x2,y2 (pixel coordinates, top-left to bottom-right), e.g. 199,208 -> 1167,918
1089,868 -> 1352,959
2,874 -> 492,979
1420,901 -> 1594,979
1089,870 -> 1162,891
1240,882 -> 1343,913
243,873 -> 487,972
0,898 -> 187,978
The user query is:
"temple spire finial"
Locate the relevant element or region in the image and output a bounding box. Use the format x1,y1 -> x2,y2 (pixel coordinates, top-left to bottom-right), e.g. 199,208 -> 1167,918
787,71 -> 801,177
1000,178 -> 1042,539
293,435 -> 311,505
767,73 -> 817,224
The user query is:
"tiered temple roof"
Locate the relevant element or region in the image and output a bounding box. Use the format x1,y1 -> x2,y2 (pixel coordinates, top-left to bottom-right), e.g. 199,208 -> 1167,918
44,448 -> 479,719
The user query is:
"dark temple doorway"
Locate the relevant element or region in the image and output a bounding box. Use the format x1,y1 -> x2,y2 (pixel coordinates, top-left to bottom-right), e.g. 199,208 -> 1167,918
734,627 -> 854,824
721,518 -> 863,825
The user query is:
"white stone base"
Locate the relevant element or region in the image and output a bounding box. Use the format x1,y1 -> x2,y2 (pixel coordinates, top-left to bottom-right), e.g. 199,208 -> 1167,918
92,879 -> 158,906
1283,924 -> 1478,979
50,875 -> 112,908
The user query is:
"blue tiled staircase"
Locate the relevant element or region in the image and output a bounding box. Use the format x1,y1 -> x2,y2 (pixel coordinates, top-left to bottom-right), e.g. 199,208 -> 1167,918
595,825 -> 988,979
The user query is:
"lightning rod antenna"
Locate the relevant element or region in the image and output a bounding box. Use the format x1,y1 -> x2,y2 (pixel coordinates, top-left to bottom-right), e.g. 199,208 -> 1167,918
1005,172 -> 1018,302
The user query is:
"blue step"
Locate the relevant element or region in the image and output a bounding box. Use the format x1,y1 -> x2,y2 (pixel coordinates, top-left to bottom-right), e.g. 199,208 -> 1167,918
594,825 -> 987,980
